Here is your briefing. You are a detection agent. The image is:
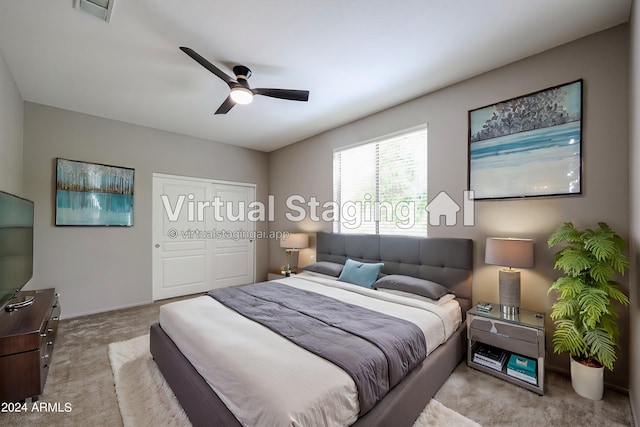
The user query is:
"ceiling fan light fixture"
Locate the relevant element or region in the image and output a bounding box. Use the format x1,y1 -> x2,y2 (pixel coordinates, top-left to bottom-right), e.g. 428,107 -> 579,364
180,48 -> 309,114
230,87 -> 253,105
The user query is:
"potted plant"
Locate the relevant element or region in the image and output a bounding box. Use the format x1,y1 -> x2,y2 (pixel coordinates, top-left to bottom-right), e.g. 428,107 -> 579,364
547,222 -> 629,400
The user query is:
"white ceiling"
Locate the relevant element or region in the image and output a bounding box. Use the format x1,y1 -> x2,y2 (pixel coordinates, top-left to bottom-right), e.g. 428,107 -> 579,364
0,1 -> 631,152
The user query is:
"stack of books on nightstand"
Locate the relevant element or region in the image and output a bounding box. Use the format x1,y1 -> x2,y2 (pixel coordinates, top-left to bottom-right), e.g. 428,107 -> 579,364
506,354 -> 537,385
472,343 -> 508,371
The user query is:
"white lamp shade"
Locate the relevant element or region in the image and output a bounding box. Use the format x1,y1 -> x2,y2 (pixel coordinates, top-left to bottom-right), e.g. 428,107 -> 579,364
485,237 -> 534,268
280,233 -> 309,250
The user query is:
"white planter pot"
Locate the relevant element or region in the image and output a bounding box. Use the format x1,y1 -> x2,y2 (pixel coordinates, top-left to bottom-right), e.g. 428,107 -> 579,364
570,356 -> 604,400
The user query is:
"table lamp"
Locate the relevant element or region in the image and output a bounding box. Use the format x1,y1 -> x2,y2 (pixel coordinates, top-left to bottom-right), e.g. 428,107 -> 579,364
485,237 -> 534,315
280,233 -> 309,275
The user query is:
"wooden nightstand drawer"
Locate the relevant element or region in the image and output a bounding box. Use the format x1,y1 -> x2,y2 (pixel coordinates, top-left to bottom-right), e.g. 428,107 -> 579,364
470,317 -> 539,344
469,318 -> 493,332
495,322 -> 538,343
469,328 -> 539,359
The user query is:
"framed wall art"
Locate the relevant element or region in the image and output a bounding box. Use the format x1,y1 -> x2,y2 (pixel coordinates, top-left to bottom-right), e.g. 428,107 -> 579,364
56,158 -> 134,226
468,79 -> 582,200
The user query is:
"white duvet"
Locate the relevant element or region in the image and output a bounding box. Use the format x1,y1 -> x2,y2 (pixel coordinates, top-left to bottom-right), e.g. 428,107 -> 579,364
159,273 -> 461,427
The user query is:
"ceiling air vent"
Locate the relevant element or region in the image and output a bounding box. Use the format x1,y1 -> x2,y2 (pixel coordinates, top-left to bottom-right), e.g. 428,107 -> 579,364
74,0 -> 115,22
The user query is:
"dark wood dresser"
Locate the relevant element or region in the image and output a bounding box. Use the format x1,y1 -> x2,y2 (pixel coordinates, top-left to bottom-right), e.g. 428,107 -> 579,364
0,288 -> 60,402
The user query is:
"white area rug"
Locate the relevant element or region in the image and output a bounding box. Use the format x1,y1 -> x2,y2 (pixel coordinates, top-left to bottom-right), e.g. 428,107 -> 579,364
108,335 -> 480,427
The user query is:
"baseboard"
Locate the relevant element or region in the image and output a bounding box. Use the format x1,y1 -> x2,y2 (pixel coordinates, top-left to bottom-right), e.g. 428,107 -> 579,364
59,299 -> 153,319
630,388 -> 639,427
59,292 -> 203,319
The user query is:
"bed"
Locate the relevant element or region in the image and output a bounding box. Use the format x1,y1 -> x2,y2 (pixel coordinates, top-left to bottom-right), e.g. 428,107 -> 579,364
150,232 -> 473,427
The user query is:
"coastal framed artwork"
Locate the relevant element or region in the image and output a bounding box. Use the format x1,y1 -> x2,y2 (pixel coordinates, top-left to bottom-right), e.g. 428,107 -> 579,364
468,79 -> 582,200
55,158 -> 134,226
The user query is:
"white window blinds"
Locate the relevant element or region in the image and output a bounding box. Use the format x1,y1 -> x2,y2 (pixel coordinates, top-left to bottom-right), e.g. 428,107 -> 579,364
333,127 -> 428,235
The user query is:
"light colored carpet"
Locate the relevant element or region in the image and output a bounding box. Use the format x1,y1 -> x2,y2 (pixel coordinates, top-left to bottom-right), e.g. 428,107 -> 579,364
108,334 -> 480,427
434,363 -> 634,426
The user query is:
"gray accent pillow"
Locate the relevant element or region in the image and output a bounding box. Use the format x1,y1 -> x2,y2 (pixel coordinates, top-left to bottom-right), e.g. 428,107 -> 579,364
302,261 -> 344,277
373,274 -> 453,299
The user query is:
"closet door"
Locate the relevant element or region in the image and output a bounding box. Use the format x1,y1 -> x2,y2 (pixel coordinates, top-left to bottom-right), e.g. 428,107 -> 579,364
152,174 -> 255,300
210,183 -> 256,289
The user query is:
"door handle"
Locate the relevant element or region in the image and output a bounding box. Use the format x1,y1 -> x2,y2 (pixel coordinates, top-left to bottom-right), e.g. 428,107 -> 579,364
155,244 -> 160,248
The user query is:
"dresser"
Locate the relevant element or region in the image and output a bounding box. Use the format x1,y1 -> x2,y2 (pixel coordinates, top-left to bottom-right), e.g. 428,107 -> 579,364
0,289 -> 60,402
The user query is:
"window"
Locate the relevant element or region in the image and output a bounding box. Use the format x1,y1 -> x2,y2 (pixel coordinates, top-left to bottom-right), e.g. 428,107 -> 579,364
333,126 -> 428,235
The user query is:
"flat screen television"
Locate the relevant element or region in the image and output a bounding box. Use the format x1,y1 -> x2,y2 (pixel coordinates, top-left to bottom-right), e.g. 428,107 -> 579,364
0,191 -> 34,311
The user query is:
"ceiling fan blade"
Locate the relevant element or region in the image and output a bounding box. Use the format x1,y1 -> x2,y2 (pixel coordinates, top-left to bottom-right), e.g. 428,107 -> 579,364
253,88 -> 309,102
180,47 -> 235,86
214,96 -> 235,115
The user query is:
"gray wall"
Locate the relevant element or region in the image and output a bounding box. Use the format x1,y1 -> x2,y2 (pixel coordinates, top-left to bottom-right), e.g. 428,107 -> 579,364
628,2 -> 639,422
23,103 -> 269,317
0,49 -> 24,195
268,25 -> 631,389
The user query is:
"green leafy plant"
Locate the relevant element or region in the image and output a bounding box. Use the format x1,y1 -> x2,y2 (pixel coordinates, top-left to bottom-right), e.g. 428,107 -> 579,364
547,222 -> 629,371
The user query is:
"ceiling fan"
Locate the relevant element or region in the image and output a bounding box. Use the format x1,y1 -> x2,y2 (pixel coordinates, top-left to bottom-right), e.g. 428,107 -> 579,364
180,47 -> 310,115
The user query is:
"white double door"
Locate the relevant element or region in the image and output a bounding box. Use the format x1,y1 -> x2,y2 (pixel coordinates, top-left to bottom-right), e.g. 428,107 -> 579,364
152,173 -> 255,300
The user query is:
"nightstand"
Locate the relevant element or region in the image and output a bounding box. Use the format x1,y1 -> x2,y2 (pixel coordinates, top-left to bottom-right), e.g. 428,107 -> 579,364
267,271 -> 300,280
467,304 -> 545,395
268,268 -> 302,281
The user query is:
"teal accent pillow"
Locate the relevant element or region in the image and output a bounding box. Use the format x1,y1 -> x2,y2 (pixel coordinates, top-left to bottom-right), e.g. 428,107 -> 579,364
338,259 -> 384,288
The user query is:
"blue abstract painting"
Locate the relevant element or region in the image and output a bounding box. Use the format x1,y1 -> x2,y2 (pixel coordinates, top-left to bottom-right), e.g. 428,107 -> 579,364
56,159 -> 134,226
469,80 -> 582,199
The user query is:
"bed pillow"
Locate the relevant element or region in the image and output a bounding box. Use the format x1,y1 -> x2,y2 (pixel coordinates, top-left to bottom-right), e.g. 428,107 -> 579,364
373,274 -> 453,300
302,261 -> 344,277
338,259 -> 384,288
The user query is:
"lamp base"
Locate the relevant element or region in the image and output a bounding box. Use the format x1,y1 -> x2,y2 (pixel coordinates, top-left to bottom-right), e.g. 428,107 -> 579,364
499,269 -> 521,315
501,305 -> 519,316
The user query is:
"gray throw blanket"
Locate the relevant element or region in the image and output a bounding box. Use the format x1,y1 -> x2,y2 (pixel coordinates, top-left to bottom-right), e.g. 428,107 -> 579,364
208,282 -> 426,415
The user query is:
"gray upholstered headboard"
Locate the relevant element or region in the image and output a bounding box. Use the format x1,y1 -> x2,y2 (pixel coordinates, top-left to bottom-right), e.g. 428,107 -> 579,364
315,232 -> 473,308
